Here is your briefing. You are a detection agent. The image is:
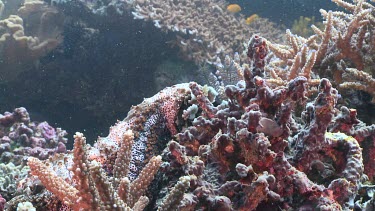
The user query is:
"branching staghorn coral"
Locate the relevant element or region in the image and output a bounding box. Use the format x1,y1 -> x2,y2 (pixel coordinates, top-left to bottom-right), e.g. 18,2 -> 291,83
28,131 -> 162,210
157,175 -> 192,211
264,0 -> 375,101
340,67 -> 375,103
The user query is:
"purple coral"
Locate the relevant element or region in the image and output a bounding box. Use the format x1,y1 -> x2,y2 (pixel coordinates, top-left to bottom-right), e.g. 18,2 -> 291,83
0,107 -> 30,127
37,121 -> 57,140
0,108 -> 68,165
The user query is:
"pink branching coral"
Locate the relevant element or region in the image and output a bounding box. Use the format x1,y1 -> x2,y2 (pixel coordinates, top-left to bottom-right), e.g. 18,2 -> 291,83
28,131 -> 162,210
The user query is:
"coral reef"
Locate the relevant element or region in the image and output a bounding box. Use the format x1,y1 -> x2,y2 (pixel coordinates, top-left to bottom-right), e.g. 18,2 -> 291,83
1,0 -> 375,210
8,30 -> 374,210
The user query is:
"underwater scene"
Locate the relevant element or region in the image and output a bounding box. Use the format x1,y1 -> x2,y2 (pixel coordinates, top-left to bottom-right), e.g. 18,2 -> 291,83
0,0 -> 375,210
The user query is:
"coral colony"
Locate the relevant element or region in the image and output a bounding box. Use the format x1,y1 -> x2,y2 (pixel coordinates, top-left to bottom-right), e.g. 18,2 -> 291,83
0,0 -> 375,210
